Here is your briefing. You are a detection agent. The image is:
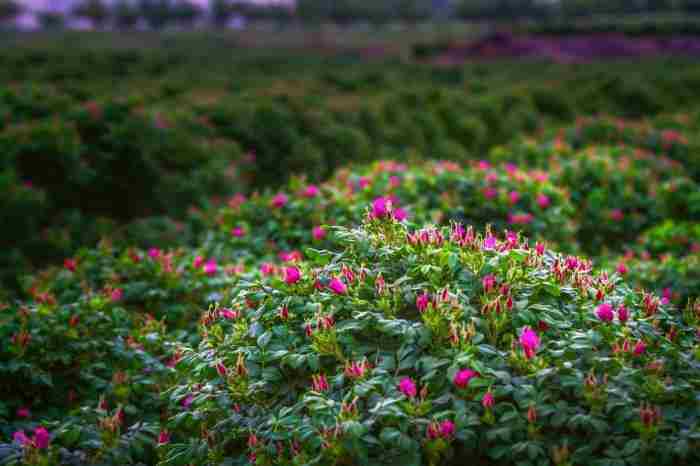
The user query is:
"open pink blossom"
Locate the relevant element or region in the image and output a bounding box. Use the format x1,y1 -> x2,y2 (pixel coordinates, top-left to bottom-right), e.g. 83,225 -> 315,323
110,288 -> 123,302
595,303 -> 614,322
312,226 -> 326,241
509,191 -> 521,204
193,255 -> 204,268
519,327 -> 540,359
398,377 -> 417,398
634,340 -> 647,356
453,369 -> 478,388
231,226 -> 245,238
439,420 -> 455,438
536,194 -> 551,209
303,185 -> 320,198
394,207 -> 408,221
371,197 -> 391,219
284,266 -> 301,284
33,427 -> 50,449
204,260 -> 218,276
271,193 -> 288,208
328,277 -> 348,295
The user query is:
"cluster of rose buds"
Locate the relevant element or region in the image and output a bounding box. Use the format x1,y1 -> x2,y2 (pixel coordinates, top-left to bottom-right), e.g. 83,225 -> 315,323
340,396 -> 360,418
341,265 -> 357,284
11,330 -> 31,348
450,223 -> 476,248
482,274 -> 497,293
407,227 -> 445,248
551,444 -> 570,465
375,274 -> 387,296
416,288 -> 455,314
99,406 -> 125,434
584,371 -> 608,391
426,419 -> 455,440
449,321 -> 476,348
551,255 -> 593,285
320,424 -> 344,450
311,374 -> 330,392
344,359 -> 370,380
642,292 -> 660,316
33,291 -> 57,306
612,338 -> 646,356
235,353 -> 248,377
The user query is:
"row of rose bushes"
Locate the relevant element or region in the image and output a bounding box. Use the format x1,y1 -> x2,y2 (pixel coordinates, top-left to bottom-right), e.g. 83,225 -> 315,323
4,54 -> 700,291
2,200 -> 699,465
0,93 -> 246,292
2,108 -> 700,464
194,139 -> 699,259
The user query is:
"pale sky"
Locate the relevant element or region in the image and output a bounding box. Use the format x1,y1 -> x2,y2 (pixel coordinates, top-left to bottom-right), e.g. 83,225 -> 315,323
16,0 -> 294,28
20,0 -> 293,10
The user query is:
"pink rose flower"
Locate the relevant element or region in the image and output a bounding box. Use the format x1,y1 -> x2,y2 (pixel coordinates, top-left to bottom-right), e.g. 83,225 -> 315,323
453,369 -> 478,388
398,377 -> 417,398
284,266 -> 301,285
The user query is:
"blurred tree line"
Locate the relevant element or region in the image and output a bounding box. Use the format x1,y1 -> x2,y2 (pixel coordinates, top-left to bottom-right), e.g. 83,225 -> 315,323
2,0 -> 700,29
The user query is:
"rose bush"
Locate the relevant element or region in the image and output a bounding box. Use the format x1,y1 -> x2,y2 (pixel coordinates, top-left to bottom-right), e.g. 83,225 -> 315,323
159,215 -> 700,466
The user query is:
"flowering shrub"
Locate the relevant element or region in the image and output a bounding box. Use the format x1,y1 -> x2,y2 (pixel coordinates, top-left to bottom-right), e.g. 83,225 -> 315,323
636,221 -> 700,257
0,98 -> 243,291
204,159 -> 577,260
609,251 -> 700,307
0,242 -> 247,448
493,133 -> 700,252
160,216 -> 700,466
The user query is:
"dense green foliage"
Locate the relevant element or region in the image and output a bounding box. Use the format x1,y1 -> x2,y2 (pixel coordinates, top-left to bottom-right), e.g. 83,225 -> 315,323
0,35 -> 699,466
4,36 -> 700,290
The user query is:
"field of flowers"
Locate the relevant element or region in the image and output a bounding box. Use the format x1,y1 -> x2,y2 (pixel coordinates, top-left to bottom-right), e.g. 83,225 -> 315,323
1,37 -> 700,466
